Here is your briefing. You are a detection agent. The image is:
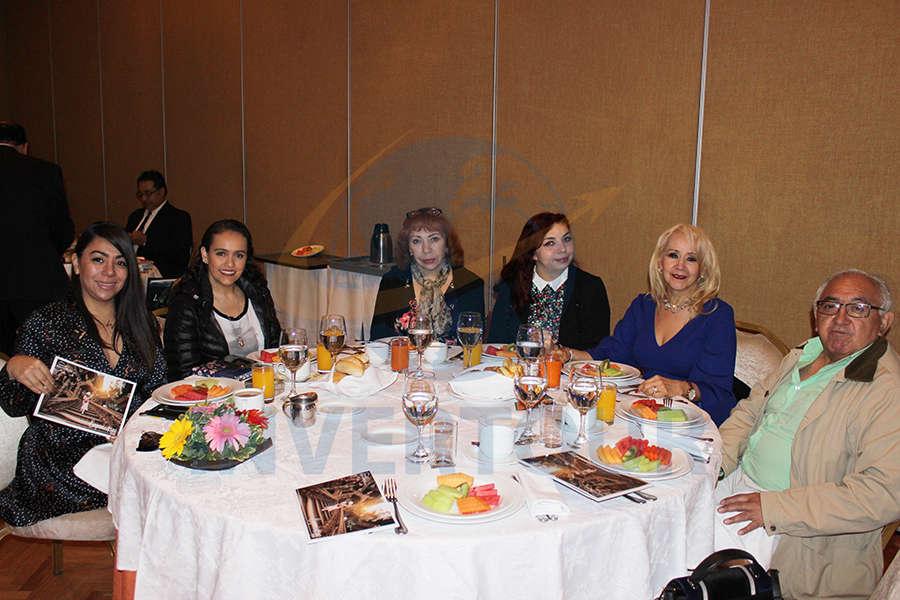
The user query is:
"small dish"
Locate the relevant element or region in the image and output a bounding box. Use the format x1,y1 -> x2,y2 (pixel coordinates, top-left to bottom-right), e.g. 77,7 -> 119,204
290,244 -> 324,257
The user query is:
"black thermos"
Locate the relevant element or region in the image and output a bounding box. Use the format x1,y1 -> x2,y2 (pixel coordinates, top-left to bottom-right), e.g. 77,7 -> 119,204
370,223 -> 393,264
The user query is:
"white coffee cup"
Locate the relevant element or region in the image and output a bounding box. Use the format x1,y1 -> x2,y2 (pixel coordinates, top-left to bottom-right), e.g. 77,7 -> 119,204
423,341 -> 448,364
478,416 -> 517,458
365,341 -> 390,365
563,404 -> 599,432
233,387 -> 265,411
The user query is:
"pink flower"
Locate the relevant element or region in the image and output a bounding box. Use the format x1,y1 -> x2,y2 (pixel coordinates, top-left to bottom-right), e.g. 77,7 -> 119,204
191,403 -> 218,415
203,414 -> 251,453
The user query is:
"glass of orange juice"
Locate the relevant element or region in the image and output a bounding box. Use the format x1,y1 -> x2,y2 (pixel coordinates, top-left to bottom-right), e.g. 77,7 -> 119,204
316,343 -> 332,373
252,364 -> 275,402
596,384 -> 616,424
457,312 -> 483,368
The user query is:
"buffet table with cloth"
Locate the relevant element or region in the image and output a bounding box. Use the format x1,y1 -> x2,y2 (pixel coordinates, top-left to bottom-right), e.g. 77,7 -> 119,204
110,360 -> 722,600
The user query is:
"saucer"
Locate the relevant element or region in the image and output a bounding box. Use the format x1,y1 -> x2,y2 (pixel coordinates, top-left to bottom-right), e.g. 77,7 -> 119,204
463,443 -> 518,466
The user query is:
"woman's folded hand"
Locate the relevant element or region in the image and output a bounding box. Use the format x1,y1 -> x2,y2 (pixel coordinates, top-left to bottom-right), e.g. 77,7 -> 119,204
6,355 -> 55,396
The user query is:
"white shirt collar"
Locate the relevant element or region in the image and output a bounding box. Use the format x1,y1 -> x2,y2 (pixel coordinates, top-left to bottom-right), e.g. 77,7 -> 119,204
533,267 -> 568,292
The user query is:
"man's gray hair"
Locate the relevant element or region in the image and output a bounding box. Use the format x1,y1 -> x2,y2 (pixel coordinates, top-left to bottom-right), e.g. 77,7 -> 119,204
814,269 -> 893,312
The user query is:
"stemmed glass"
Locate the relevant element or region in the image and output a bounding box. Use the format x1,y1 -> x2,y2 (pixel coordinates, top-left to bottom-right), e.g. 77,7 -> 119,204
319,314 -> 346,378
279,328 -> 309,398
566,371 -> 601,449
456,312 -> 483,368
407,314 -> 433,374
514,359 -> 547,445
515,324 -> 544,360
401,374 -> 438,463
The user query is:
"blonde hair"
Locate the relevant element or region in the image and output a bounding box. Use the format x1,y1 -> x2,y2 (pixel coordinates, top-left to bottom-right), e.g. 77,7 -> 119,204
648,223 -> 721,313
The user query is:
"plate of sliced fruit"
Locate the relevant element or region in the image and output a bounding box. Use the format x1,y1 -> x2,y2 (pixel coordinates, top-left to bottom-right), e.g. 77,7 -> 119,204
480,344 -> 517,364
153,378 -> 242,406
290,244 -> 324,258
397,471 -> 524,524
563,359 -> 641,382
617,397 -> 706,428
595,436 -> 691,481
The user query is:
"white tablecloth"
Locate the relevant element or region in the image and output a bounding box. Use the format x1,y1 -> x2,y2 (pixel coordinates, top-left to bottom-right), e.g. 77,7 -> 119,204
264,263 -> 382,341
109,363 -> 722,600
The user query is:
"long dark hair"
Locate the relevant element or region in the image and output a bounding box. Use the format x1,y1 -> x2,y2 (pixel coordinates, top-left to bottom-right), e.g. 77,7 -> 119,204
181,219 -> 268,295
498,212 -> 571,318
72,222 -> 160,369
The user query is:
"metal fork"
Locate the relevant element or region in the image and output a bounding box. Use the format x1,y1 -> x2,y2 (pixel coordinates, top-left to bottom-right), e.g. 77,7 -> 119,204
661,396 -> 674,409
383,478 -> 408,535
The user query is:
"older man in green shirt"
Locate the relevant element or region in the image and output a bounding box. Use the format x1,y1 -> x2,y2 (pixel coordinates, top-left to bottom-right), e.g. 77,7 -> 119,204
715,269 -> 898,600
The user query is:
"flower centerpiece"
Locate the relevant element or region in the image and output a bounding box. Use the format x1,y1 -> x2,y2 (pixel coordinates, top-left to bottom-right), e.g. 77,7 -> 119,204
159,400 -> 270,467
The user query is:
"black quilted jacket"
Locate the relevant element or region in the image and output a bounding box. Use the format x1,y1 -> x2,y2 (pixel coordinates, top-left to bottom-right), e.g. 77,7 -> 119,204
163,275 -> 281,380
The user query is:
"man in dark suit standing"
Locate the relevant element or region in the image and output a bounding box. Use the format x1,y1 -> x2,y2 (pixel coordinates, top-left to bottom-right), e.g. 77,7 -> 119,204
0,121 -> 74,356
125,170 -> 192,279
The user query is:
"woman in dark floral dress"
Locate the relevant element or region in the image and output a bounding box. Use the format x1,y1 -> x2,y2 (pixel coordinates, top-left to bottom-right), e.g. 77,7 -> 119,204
488,212 -> 610,351
0,222 -> 165,526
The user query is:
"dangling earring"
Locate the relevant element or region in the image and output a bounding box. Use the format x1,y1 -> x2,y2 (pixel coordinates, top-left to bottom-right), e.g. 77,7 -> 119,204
697,274 -> 705,283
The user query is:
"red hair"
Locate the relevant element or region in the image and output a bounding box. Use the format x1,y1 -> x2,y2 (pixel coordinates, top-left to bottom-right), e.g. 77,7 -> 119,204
395,212 -> 465,270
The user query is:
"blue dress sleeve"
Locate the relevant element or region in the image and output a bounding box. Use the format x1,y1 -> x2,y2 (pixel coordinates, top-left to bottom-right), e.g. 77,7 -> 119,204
587,295 -> 645,364
690,301 -> 737,425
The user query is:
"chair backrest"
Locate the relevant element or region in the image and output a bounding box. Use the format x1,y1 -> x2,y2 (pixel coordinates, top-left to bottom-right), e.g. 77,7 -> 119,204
734,321 -> 789,391
0,357 -> 28,489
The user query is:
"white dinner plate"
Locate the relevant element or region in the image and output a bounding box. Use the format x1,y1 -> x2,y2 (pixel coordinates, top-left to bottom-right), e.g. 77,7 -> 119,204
396,473 -> 524,524
564,360 -> 641,382
616,397 -> 707,428
153,377 -> 242,406
480,344 -> 517,364
592,447 -> 691,481
361,423 -> 416,445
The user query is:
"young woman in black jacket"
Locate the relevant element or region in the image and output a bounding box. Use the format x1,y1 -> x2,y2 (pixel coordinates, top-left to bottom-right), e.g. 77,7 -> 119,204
164,219 -> 281,380
487,212 -> 610,351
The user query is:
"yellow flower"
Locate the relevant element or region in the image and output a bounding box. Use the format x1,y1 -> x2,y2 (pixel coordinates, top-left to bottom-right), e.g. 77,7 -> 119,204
159,417 -> 193,459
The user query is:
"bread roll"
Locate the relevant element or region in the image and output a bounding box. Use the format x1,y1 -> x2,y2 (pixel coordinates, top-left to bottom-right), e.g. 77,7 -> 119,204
335,355 -> 366,377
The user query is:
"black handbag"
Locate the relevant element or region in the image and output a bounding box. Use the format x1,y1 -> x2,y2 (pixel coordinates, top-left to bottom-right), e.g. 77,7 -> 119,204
656,549 -> 783,600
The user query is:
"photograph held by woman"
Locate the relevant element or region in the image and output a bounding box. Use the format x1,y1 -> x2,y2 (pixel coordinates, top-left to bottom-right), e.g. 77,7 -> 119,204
165,219 -> 281,380
0,222 -> 165,526
487,212 -> 610,350
369,208 -> 484,341
572,223 -> 737,425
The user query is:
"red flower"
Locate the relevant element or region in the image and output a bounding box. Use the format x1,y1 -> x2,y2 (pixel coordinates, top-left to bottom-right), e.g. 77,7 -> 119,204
236,409 -> 269,430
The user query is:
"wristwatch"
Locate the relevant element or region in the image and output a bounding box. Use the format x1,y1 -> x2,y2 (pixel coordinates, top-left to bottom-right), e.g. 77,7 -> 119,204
685,383 -> 697,402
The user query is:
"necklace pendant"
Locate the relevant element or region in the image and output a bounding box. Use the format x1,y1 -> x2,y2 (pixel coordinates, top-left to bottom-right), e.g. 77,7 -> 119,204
238,336 -> 244,347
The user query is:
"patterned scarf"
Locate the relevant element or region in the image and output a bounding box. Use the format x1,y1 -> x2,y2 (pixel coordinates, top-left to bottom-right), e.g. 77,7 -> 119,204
410,261 -> 452,337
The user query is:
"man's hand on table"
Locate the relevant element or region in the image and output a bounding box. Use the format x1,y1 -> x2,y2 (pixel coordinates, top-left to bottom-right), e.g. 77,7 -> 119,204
718,491 -> 764,535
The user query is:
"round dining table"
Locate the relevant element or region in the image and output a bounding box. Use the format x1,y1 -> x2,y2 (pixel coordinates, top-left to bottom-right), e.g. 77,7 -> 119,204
109,355 -> 722,600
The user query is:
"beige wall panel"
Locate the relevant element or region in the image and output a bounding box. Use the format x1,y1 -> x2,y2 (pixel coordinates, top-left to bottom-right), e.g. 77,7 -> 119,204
98,0 -> 165,227
349,0 -> 495,284
243,1 -> 348,256
496,1 -> 706,323
700,1 -> 900,348
5,0 -> 54,162
50,0 -> 104,232
162,0 -> 243,247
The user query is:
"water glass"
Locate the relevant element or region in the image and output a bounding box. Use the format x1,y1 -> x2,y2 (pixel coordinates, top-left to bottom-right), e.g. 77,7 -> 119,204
402,375 -> 438,463
430,420 -> 457,467
279,328 -> 308,398
541,399 -> 564,448
515,324 -> 544,361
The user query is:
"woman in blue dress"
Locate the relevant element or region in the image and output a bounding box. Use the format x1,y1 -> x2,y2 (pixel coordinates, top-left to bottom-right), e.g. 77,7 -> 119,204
563,223 -> 736,425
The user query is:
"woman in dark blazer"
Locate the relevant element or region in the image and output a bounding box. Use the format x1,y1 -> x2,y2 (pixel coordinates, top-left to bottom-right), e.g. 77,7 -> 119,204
487,212 -> 610,350
370,208 -> 484,342
165,220 -> 281,380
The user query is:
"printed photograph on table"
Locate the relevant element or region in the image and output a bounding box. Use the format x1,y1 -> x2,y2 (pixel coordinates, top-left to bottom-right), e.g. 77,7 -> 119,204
296,471 -> 396,543
520,451 -> 648,501
33,356 -> 136,438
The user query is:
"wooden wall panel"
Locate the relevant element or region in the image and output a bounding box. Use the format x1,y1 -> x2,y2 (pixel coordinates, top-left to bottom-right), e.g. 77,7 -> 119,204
50,0 -> 104,232
5,0 -> 54,162
243,0 -> 348,256
98,0 -> 165,227
496,1 -> 706,323
0,3 -> 10,116
162,0 -> 243,247
700,0 -> 900,348
348,0 -> 495,284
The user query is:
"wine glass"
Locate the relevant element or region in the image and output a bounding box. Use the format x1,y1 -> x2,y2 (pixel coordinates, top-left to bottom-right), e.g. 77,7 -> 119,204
566,371 -> 601,448
515,324 -> 544,361
456,312 -> 483,368
514,359 -> 547,445
407,315 -> 433,374
319,314 -> 346,378
401,374 -> 438,463
279,328 -> 308,398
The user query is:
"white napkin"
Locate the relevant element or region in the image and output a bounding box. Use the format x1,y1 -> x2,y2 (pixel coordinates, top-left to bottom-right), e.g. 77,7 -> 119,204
516,469 -> 570,518
332,367 -> 398,396
73,443 -> 113,494
449,370 -> 513,400
640,427 -> 714,462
